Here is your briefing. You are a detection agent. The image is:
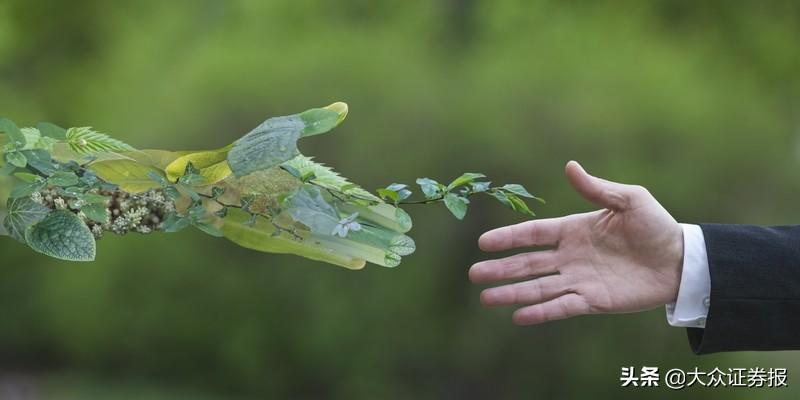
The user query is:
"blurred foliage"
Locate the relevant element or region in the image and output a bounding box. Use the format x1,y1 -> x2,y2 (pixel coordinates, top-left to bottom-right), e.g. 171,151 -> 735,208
1,0 -> 799,399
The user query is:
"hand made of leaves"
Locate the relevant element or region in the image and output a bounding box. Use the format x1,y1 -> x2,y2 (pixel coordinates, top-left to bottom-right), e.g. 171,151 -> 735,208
0,103 -> 542,269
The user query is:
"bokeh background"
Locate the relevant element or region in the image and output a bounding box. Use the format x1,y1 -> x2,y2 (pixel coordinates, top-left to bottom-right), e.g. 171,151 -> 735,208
1,1 -> 799,399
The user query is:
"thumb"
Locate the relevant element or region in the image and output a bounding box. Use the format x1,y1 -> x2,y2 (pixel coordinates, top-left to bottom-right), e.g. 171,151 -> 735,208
565,161 -> 639,211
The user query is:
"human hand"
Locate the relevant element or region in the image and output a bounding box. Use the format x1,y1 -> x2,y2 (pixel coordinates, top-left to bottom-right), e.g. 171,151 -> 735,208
469,161 -> 684,325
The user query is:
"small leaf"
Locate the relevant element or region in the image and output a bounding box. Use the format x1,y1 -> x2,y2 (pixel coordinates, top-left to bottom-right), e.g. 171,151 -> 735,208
5,151 -> 27,168
147,171 -> 169,186
470,181 -> 492,193
10,180 -> 45,199
500,184 -> 536,199
0,117 -> 25,147
506,193 -> 536,216
36,122 -> 67,140
194,222 -> 224,237
376,188 -> 400,203
443,193 -> 468,220
162,213 -> 190,233
25,210 -> 96,261
447,173 -> 486,190
162,186 -> 181,200
65,127 -> 135,155
79,193 -> 110,204
13,172 -> 39,183
48,171 -> 80,187
214,207 -> 229,218
81,203 -> 109,223
4,196 -> 50,242
21,149 -> 57,175
164,145 -> 233,185
416,178 -> 442,199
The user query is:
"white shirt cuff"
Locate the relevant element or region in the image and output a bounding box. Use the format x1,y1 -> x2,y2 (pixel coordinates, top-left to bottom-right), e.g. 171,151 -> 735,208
665,224 -> 711,328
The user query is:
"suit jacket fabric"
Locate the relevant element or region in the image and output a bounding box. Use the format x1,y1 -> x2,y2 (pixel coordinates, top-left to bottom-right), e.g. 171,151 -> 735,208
688,224 -> 800,354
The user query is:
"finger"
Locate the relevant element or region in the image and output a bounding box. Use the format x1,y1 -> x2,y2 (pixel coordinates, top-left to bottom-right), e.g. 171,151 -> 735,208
565,160 -> 641,211
478,218 -> 564,252
512,293 -> 591,325
480,275 -> 571,307
469,251 -> 558,284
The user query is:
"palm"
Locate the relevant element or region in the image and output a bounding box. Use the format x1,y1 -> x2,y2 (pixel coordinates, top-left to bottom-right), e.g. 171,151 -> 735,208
470,161 -> 683,325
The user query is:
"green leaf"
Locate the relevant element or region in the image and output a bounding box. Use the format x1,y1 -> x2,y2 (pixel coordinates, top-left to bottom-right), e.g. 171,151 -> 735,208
165,145 -> 233,185
25,210 -> 96,261
48,171 -> 80,187
5,151 -> 27,168
0,211 -> 7,236
416,178 -> 442,199
281,155 -> 380,202
500,184 -> 536,199
9,180 -> 45,199
3,196 -> 50,242
220,207 -> 366,270
36,122 -> 67,140
65,127 -> 135,155
81,203 -> 109,223
506,193 -> 536,216
13,172 -> 39,183
470,181 -> 492,193
447,173 -> 486,190
376,188 -> 399,203
162,213 -> 190,233
0,117 -> 25,147
194,222 -> 224,237
444,193 -> 468,220
228,102 -> 348,177
88,159 -> 165,192
283,186 -> 339,234
21,149 -> 57,175
489,190 -> 512,208
79,193 -> 110,204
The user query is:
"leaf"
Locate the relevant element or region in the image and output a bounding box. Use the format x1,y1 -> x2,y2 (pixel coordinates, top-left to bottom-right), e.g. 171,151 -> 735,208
162,213 -> 190,233
25,210 -> 96,261
165,145 -> 233,185
0,117 -> 25,147
0,211 -> 7,236
81,203 -> 109,223
88,159 -> 165,192
500,184 -> 536,199
65,127 -> 135,155
9,180 -> 45,199
13,172 -> 39,183
228,102 -> 348,177
220,207 -> 366,270
48,171 -> 80,187
5,151 -> 27,168
21,149 -> 57,175
282,155 -> 380,202
506,193 -> 536,216
416,178 -> 442,199
194,222 -> 224,237
284,186 -> 339,234
37,122 -> 67,140
376,188 -> 399,203
3,197 -> 50,242
444,193 -> 468,220
447,173 -> 486,190
470,181 -> 492,193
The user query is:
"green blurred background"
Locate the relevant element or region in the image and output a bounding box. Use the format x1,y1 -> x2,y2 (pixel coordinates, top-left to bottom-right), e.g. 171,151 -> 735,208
1,1 -> 799,399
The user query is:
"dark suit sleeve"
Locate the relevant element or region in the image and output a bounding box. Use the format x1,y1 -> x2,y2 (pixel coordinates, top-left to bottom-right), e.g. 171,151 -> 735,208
687,224 -> 800,354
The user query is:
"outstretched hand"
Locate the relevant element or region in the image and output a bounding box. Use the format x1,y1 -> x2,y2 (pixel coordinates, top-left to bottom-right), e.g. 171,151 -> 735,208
470,161 -> 684,325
